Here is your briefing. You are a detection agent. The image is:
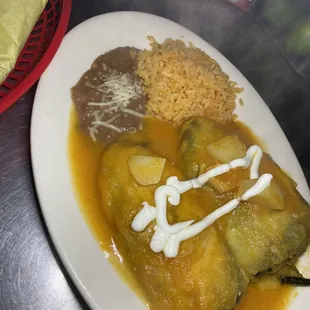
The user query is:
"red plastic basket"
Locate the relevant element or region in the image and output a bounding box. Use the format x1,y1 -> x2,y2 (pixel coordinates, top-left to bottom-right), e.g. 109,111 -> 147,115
0,0 -> 72,114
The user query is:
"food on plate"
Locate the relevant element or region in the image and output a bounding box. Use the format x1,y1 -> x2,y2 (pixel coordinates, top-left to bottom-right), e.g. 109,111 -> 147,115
136,37 -> 242,125
236,178 -> 284,210
227,203 -> 307,275
71,47 -> 147,143
179,117 -> 310,276
128,155 -> 166,186
99,143 -> 248,309
206,135 -> 247,164
69,37 -> 310,310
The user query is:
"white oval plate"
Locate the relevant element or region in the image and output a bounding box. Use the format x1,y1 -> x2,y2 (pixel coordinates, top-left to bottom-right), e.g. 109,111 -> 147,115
31,11 -> 310,310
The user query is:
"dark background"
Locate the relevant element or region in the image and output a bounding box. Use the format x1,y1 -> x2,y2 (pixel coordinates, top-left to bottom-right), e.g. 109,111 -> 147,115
0,0 -> 309,309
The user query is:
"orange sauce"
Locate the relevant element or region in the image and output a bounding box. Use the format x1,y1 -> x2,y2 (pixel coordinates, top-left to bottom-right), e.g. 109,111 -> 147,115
68,108 -> 295,310
68,111 -> 145,298
236,285 -> 292,310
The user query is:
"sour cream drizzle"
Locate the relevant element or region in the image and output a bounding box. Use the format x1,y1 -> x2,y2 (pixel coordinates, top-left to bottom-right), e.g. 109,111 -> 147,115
131,145 -> 272,258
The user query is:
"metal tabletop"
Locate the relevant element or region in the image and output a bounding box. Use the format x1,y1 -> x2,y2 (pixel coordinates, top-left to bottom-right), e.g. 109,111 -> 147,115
1,0 -> 309,309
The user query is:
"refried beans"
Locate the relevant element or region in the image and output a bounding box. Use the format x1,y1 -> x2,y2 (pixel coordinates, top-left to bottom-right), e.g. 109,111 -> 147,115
71,47 -> 147,143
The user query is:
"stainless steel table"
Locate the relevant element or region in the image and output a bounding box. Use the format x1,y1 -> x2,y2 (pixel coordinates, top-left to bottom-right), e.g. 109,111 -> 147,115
1,0 -> 309,309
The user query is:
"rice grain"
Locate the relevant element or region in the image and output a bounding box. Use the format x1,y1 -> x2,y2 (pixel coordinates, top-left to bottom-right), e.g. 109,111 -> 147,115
136,37 -> 242,125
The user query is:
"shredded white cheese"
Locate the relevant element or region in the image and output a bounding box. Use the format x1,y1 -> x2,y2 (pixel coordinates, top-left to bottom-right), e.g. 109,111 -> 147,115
86,72 -> 143,141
